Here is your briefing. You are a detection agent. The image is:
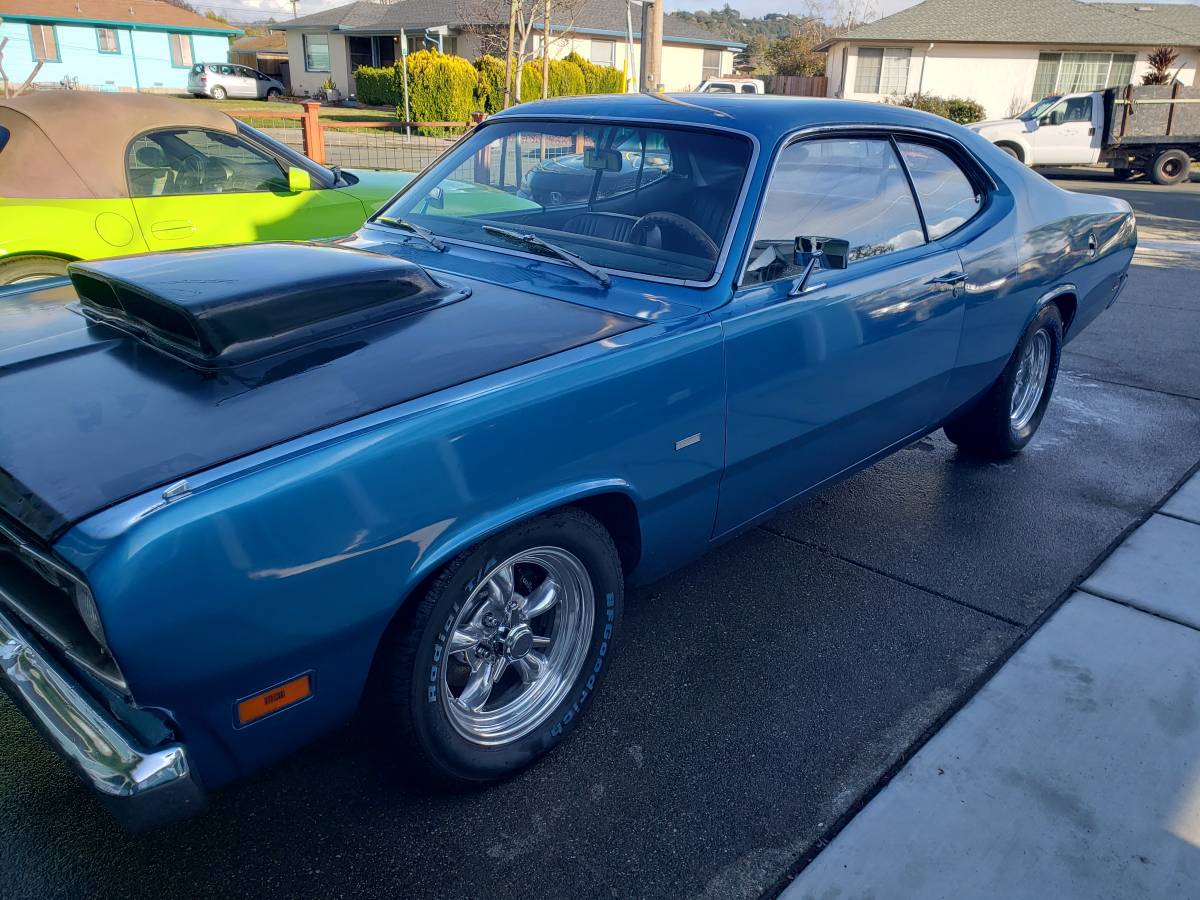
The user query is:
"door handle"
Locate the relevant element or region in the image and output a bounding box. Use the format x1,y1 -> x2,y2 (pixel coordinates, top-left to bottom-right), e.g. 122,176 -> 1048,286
151,219 -> 195,238
927,271 -> 968,287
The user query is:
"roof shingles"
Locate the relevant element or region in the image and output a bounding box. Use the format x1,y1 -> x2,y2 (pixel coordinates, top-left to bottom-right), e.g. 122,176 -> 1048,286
276,0 -> 740,46
0,0 -> 239,32
826,0 -> 1200,47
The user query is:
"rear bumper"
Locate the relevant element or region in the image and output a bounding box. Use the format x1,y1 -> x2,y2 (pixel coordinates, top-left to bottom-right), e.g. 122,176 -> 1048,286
0,606 -> 206,829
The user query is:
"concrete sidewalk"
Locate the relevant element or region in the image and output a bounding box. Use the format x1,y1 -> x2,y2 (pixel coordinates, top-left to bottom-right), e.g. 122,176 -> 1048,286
783,470 -> 1200,900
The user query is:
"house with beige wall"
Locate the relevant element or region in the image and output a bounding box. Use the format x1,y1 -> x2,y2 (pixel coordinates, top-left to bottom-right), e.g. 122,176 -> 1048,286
819,0 -> 1200,120
277,0 -> 740,100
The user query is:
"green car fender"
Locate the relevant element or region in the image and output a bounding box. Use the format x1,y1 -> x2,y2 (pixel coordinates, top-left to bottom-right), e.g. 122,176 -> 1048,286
0,197 -> 150,264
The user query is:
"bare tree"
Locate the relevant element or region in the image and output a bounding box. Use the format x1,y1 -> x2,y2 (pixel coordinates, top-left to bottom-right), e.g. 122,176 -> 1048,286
455,0 -> 588,101
0,18 -> 43,98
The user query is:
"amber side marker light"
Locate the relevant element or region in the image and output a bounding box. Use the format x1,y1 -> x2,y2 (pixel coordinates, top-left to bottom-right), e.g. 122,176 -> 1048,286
236,673 -> 313,726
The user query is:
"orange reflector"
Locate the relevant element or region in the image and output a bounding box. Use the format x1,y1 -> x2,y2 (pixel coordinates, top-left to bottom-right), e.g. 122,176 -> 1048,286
236,674 -> 312,726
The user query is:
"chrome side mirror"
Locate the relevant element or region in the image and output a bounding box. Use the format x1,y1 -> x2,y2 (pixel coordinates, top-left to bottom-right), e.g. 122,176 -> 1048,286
790,235 -> 849,296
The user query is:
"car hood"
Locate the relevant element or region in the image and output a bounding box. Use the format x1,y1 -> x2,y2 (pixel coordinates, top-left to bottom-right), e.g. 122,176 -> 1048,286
339,168 -> 415,214
0,248 -> 641,541
968,118 -> 1030,135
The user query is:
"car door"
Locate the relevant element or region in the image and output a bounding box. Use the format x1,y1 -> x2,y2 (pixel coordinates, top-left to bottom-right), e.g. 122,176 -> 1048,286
714,134 -> 968,535
1029,95 -> 1100,165
126,128 -> 367,250
233,66 -> 259,98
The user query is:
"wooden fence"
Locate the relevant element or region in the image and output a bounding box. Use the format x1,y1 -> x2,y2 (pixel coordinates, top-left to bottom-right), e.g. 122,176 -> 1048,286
764,75 -> 829,97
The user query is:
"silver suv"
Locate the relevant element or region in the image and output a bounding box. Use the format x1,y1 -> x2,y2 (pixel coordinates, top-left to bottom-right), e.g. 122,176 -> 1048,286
189,63 -> 285,100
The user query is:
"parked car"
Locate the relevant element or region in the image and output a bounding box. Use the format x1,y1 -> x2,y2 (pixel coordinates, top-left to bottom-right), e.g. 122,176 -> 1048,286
521,130 -> 672,206
968,85 -> 1200,185
695,78 -> 765,94
188,62 -> 285,100
0,93 -> 409,283
0,94 -> 1134,828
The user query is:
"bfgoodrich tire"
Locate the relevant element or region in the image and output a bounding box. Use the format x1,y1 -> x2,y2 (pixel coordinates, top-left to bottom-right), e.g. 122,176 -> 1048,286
944,304 -> 1063,458
372,508 -> 623,785
0,255 -> 70,285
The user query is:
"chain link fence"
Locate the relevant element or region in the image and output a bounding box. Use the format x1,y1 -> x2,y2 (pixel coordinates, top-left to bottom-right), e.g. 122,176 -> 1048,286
228,107 -> 473,173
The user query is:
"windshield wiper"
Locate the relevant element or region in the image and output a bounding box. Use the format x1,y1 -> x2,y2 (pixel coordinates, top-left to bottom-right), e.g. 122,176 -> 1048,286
482,225 -> 611,288
374,215 -> 446,251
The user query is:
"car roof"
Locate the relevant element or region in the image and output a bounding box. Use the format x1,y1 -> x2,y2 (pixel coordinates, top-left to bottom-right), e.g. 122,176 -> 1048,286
489,93 -> 966,147
0,93 -> 237,199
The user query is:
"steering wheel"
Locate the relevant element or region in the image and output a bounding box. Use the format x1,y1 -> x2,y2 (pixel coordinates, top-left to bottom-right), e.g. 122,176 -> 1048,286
630,211 -> 720,261
175,155 -> 206,193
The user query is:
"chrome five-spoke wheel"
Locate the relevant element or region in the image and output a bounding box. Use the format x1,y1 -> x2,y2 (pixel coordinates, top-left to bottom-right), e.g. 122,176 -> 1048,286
1009,327 -> 1051,431
441,548 -> 594,746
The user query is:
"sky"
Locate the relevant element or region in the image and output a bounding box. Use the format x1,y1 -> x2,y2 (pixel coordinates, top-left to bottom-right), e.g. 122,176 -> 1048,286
197,0 -> 1197,26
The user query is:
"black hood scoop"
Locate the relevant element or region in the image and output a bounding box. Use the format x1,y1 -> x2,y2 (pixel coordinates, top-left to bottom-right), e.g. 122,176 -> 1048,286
69,242 -> 468,369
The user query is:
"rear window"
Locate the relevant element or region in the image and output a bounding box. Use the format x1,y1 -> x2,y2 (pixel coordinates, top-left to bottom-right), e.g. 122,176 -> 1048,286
191,63 -> 204,74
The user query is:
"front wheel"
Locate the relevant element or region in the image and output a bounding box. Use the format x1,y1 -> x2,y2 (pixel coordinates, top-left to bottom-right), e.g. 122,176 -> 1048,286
944,304 -> 1063,458
266,87 -> 282,100
371,508 -> 623,785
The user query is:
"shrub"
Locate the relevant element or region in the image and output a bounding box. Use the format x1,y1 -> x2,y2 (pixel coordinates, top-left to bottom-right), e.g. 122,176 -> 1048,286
565,51 -> 624,94
402,50 -> 477,134
548,58 -> 586,97
353,64 -> 403,107
474,54 -> 512,114
518,60 -> 545,102
894,93 -> 985,125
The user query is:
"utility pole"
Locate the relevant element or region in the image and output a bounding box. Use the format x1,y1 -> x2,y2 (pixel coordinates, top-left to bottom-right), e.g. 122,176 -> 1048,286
289,0 -> 298,19
541,0 -> 550,99
639,0 -> 662,93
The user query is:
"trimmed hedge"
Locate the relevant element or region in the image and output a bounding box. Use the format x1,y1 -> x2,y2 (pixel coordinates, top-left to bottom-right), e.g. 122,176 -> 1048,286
405,50 -> 476,132
474,55 -> 510,114
353,50 -> 625,122
894,93 -> 986,125
566,51 -> 625,94
353,64 -> 404,107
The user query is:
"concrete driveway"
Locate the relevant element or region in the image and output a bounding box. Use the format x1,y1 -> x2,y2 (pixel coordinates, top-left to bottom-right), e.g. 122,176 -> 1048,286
0,174 -> 1197,900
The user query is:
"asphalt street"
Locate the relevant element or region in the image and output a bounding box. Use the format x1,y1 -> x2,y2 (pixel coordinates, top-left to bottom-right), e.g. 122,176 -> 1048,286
1,173 -> 1198,900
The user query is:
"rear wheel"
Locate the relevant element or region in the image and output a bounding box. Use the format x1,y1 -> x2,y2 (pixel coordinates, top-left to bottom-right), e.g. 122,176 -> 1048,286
1148,149 -> 1190,186
210,85 -> 227,100
944,304 -> 1063,458
371,508 -> 623,785
0,255 -> 70,285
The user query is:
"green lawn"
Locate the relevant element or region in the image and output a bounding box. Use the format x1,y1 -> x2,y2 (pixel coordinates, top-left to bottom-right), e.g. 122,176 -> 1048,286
174,96 -> 399,123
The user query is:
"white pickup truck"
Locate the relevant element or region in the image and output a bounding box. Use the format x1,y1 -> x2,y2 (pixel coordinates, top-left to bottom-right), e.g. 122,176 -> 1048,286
968,87 -> 1199,186
694,78 -> 765,94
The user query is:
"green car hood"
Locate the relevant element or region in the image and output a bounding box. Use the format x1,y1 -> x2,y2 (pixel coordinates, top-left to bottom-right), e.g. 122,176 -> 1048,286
338,169 -> 415,215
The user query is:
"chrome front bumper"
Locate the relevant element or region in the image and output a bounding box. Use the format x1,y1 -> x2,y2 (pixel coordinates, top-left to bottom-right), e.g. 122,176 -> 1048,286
0,606 -> 206,829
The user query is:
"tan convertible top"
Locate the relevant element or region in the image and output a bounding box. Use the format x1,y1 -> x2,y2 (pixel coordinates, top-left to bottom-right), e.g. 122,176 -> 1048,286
2,93 -> 238,199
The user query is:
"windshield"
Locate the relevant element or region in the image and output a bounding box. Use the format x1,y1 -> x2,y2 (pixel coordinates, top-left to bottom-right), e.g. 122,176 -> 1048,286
379,120 -> 753,282
1019,96 -> 1061,121
237,121 -> 337,185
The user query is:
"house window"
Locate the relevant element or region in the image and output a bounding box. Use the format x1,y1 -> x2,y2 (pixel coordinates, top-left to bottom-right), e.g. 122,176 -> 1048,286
405,34 -> 458,55
1031,51 -> 1138,99
854,47 -> 910,95
97,27 -> 120,54
702,49 -> 721,80
168,33 -> 193,68
590,39 -> 615,67
304,33 -> 331,72
30,24 -> 59,62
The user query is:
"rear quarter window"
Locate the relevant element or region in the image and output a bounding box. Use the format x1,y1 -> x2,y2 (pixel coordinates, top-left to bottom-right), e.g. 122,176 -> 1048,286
0,126 -> 9,154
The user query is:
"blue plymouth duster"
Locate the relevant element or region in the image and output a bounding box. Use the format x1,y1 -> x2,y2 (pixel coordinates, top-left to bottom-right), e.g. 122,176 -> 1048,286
0,94 -> 1134,827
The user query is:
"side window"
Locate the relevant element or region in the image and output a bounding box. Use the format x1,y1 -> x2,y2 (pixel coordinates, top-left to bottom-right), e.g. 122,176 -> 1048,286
1063,96 -> 1092,122
743,137 -> 925,285
897,142 -> 982,240
127,129 -> 287,197
740,84 -> 757,93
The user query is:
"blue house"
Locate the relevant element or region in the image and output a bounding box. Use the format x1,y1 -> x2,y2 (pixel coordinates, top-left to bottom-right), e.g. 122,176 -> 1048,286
0,0 -> 239,93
